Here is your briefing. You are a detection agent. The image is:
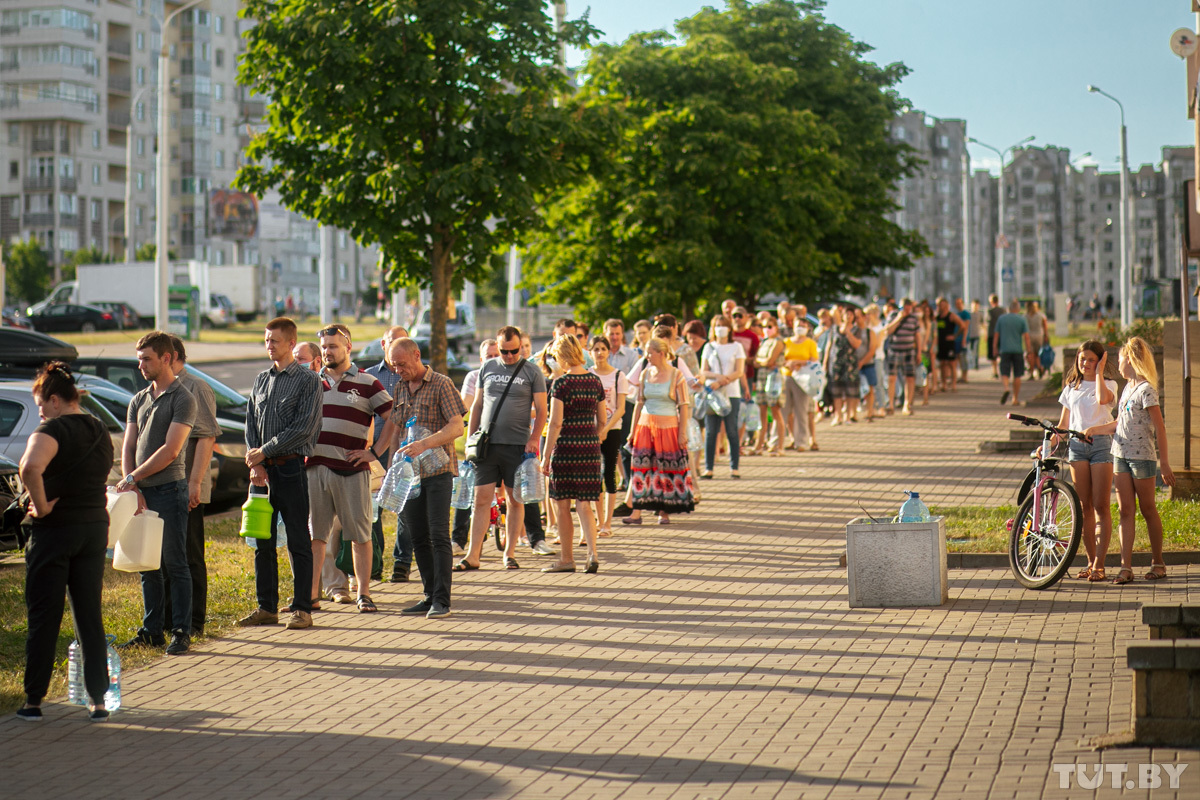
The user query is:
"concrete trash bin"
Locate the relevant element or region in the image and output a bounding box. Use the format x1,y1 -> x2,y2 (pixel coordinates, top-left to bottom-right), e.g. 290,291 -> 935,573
845,516 -> 948,608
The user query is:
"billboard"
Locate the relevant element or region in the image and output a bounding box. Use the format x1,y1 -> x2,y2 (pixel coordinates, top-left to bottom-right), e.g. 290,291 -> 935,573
208,189 -> 259,241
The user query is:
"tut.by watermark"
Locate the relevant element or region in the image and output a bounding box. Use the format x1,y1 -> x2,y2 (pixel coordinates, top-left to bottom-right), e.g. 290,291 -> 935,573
1053,763 -> 1188,790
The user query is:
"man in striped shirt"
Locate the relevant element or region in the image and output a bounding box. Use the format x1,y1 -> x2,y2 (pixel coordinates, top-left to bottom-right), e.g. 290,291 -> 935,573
307,324 -> 396,613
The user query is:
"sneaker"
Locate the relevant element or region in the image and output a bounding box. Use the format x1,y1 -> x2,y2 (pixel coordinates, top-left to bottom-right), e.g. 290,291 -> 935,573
165,630 -> 190,656
236,608 -> 279,627
15,706 -> 42,722
530,540 -> 556,556
426,603 -> 452,619
118,630 -> 165,649
285,610 -> 313,629
389,570 -> 410,583
402,599 -> 433,615
88,707 -> 109,723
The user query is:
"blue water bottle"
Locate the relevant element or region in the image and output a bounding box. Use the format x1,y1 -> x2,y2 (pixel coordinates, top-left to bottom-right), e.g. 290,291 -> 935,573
898,491 -> 931,523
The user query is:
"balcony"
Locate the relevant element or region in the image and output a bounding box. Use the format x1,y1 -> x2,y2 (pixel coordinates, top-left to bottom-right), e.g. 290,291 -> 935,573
108,40 -> 131,57
23,176 -> 54,191
110,219 -> 126,234
60,139 -> 70,154
108,110 -> 131,128
0,59 -> 17,72
23,212 -> 55,227
32,137 -> 55,153
60,212 -> 79,227
60,176 -> 77,192
0,24 -> 19,36
107,75 -> 132,93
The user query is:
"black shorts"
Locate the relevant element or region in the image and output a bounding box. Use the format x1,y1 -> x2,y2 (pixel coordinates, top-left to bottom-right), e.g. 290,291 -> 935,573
999,352 -> 1025,379
473,443 -> 525,488
936,341 -> 956,362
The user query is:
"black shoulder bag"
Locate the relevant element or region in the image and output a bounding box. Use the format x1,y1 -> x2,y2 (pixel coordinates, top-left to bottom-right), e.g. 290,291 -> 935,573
465,358 -> 527,465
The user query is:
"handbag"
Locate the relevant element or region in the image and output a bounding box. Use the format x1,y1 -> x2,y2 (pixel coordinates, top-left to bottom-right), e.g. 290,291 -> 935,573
465,358 -> 526,464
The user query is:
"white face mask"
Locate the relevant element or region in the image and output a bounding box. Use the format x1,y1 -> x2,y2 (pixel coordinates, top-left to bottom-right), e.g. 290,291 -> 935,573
714,326 -> 730,340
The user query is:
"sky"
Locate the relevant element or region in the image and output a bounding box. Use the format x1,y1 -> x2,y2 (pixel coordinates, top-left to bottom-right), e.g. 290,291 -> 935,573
565,0 -> 1197,174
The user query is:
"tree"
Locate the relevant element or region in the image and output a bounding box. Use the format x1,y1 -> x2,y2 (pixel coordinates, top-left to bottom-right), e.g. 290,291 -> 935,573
236,0 -> 602,371
523,0 -> 927,322
62,245 -> 113,281
2,239 -> 52,304
134,243 -> 175,262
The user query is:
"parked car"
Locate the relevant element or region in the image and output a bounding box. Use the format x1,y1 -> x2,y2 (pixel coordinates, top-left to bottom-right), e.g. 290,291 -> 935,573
71,357 -> 249,422
28,303 -> 121,334
0,328 -> 78,369
91,301 -> 140,330
0,381 -> 125,487
413,303 -> 476,351
0,453 -> 21,551
352,337 -> 470,388
70,374 -> 248,505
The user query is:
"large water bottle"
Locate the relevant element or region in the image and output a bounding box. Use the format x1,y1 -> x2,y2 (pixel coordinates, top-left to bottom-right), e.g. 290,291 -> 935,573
898,491 -> 931,523
705,386 -> 732,417
451,461 -> 476,509
513,453 -> 545,504
764,371 -> 782,404
67,635 -> 122,711
376,453 -> 421,514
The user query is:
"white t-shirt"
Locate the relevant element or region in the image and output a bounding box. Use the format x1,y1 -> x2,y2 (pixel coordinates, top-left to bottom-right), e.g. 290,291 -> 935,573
590,367 -> 631,422
1058,379 -> 1118,431
702,341 -> 747,400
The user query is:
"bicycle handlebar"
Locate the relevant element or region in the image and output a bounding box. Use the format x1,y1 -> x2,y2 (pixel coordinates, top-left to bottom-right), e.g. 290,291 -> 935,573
1007,413 -> 1091,443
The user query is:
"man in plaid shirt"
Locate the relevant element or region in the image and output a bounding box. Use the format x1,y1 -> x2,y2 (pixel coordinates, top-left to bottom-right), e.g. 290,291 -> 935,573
381,338 -> 465,619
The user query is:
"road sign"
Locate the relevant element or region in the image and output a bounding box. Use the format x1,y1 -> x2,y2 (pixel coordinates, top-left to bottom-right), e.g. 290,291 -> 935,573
996,234 -> 1011,249
1001,267 -> 1015,282
1170,28 -> 1198,59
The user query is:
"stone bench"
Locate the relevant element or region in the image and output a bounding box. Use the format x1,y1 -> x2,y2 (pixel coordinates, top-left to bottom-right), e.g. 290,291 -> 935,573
1127,604 -> 1200,745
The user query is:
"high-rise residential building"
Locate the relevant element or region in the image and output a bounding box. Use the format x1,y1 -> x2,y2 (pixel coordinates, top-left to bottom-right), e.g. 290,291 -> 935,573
1,0 -> 377,313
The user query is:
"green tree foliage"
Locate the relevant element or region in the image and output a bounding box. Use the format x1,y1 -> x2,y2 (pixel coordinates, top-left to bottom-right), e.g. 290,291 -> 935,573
236,0 -> 602,370
133,243 -> 176,262
62,245 -> 113,281
2,239 -> 52,304
524,0 -> 927,323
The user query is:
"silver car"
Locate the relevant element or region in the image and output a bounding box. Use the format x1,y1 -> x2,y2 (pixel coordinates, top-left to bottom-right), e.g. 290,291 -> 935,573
0,381 -> 126,485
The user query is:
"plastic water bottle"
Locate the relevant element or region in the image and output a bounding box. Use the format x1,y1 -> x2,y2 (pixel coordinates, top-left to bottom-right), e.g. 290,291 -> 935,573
451,461 -> 476,509
705,386 -> 732,417
376,453 -> 420,513
513,453 -> 545,504
67,635 -> 121,711
764,371 -> 782,404
898,491 -> 931,523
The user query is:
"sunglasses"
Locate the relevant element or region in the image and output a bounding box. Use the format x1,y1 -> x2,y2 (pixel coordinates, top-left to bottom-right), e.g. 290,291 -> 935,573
499,347 -> 520,355
575,333 -> 586,340
318,326 -> 349,339
732,313 -> 744,319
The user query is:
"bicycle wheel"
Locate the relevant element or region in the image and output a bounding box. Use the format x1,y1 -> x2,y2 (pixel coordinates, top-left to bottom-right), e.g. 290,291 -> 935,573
1009,477 -> 1083,589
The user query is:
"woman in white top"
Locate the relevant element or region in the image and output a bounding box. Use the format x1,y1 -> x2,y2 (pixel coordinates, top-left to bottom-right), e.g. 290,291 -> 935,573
1052,341 -> 1117,582
589,336 -> 629,537
698,314 -> 746,479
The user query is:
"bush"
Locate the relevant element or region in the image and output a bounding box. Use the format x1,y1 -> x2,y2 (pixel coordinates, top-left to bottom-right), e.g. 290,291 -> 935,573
1097,317 -> 1164,347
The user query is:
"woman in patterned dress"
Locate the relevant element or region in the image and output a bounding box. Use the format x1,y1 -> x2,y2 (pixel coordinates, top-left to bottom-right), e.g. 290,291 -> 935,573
621,338 -> 695,525
540,334 -> 606,574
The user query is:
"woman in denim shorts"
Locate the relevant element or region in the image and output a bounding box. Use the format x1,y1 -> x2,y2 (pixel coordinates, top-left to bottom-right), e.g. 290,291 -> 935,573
1084,338 -> 1175,585
1052,341 -> 1117,581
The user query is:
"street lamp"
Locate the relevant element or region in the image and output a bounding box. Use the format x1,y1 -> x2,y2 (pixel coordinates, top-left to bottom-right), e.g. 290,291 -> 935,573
156,0 -> 208,331
1087,84 -> 1132,327
126,85 -> 154,264
968,134 -> 1035,306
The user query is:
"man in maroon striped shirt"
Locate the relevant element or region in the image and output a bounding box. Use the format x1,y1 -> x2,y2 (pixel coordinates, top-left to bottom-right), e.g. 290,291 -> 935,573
307,324 -> 396,613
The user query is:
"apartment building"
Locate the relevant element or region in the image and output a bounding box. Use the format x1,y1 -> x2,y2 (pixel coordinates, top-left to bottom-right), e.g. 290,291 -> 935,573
0,0 -> 375,312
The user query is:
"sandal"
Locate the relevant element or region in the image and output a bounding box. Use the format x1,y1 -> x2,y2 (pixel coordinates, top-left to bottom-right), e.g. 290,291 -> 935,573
505,557 -> 520,570
809,443 -> 819,451
356,596 -> 377,613
453,560 -> 480,572
1074,567 -> 1092,580
1112,569 -> 1135,585
1144,564 -> 1168,581
1087,567 -> 1106,582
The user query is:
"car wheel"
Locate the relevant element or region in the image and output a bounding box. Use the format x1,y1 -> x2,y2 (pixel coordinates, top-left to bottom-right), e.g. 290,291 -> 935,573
81,322 -> 97,333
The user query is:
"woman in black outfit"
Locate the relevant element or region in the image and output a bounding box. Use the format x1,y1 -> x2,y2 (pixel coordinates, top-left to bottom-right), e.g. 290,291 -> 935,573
17,362 -> 115,722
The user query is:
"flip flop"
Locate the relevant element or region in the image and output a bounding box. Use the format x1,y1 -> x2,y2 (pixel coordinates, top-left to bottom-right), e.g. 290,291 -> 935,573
453,560 -> 480,572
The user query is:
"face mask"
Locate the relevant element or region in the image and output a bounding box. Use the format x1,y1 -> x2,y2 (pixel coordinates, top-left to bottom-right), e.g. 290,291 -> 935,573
714,326 -> 730,339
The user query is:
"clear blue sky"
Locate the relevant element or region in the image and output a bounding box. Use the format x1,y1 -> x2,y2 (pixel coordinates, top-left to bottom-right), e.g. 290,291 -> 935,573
567,0 -> 1196,173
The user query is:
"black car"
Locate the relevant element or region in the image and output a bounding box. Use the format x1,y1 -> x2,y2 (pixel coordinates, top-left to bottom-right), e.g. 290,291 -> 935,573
352,338 -> 470,388
91,301 -> 140,330
71,357 -> 249,422
29,303 -> 121,334
0,328 -> 78,368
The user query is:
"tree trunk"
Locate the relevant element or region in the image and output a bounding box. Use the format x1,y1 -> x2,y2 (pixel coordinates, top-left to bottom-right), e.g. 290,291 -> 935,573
429,230 -> 453,376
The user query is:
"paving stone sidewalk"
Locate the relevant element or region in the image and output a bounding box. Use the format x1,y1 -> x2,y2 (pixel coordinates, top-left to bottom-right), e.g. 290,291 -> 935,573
1,374 -> 1196,799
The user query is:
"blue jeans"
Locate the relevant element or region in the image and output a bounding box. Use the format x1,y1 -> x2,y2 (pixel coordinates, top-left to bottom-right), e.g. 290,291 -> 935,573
139,480 -> 191,636
401,472 -> 453,607
254,459 -> 314,614
704,397 -> 741,471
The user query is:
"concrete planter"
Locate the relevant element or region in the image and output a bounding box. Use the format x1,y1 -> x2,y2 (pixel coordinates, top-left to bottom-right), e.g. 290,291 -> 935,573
845,517 -> 948,608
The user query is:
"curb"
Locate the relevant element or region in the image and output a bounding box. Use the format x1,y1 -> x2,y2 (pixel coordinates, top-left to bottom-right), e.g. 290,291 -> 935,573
838,551 -> 1200,569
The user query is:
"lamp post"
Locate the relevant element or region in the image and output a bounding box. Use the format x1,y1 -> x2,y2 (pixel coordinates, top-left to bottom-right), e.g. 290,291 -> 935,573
126,85 -> 154,263
968,134 -> 1035,306
155,0 -> 207,330
1087,85 -> 1132,327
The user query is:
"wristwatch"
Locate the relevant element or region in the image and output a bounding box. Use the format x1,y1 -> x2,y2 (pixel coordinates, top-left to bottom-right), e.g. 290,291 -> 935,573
122,473 -> 135,486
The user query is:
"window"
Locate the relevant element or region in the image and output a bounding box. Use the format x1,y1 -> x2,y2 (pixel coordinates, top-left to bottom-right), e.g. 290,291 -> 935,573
214,116 -> 224,134
214,83 -> 223,101
0,400 -> 25,438
214,149 -> 224,168
200,42 -> 209,62
7,124 -> 17,144
215,48 -> 224,68
135,171 -> 144,190
338,263 -> 349,280
338,231 -> 348,248
136,137 -> 144,156
59,157 -> 73,178
91,164 -> 100,184
136,0 -> 145,15
136,32 -> 145,51
60,229 -> 76,250
214,248 -> 225,265
90,199 -> 100,220
136,66 -> 145,86
135,102 -> 145,122
91,129 -> 100,149
214,14 -> 223,34
1104,241 -> 1113,252
59,194 -> 76,214
8,161 -> 17,179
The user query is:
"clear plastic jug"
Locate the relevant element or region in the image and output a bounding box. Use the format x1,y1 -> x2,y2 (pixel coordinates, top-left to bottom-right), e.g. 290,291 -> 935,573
513,453 -> 545,504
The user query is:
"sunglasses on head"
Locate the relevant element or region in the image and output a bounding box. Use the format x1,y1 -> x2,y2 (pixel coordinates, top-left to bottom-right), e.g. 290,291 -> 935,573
499,347 -> 520,355
318,325 -> 349,339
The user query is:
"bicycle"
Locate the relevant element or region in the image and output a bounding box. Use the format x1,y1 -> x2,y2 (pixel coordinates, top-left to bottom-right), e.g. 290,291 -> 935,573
1005,413 -> 1087,589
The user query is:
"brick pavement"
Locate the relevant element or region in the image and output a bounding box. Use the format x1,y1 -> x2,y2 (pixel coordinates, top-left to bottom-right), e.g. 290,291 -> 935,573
1,372 -> 1197,799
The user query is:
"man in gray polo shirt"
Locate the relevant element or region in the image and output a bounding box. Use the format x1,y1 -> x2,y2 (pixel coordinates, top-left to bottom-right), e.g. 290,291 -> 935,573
116,331 -> 197,656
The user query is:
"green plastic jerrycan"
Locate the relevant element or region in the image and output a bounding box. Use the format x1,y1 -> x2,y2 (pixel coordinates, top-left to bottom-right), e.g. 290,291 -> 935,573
239,490 -> 273,539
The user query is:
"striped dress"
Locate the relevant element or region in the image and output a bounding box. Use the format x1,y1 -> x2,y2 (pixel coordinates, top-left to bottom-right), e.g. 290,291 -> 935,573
548,372 -> 604,502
